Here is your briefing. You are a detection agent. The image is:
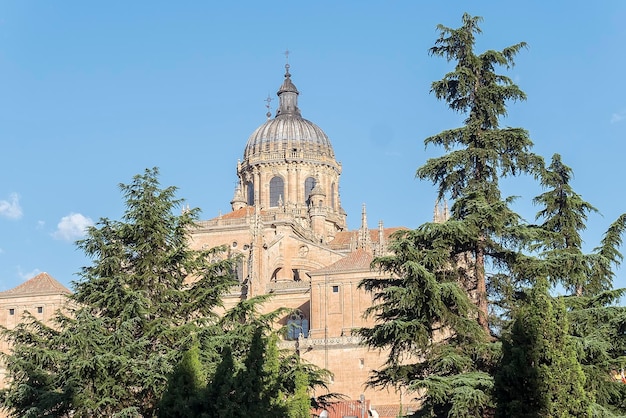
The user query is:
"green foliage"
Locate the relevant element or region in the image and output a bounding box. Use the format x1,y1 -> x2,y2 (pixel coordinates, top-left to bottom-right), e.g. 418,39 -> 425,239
532,154 -> 626,415
0,314 -> 73,417
158,343 -> 206,418
287,366 -> 312,418
202,346 -> 239,417
417,12 -> 543,335
359,12 -> 626,418
565,290 -> 626,416
229,327 -> 288,416
1,168 -> 237,417
198,297 -> 335,418
495,280 -> 591,417
357,222 -> 496,417
359,12 -> 541,416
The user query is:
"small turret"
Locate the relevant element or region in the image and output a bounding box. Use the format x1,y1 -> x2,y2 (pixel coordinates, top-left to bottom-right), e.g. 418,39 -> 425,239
231,183 -> 247,211
308,180 -> 326,207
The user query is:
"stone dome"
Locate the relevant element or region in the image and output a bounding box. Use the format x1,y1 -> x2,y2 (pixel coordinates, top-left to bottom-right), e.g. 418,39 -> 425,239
243,65 -> 336,163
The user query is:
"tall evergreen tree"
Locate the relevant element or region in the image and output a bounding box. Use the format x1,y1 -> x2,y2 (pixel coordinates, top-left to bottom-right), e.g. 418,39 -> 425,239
495,279 -> 591,417
532,154 -> 626,415
358,13 -> 541,417
417,13 -> 543,334
1,168 -> 237,417
533,154 -> 598,295
202,346 -> 240,418
158,343 -> 206,418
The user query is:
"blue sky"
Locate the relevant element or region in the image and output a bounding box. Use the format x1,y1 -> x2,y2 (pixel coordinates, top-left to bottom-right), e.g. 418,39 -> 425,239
1,1 -> 625,294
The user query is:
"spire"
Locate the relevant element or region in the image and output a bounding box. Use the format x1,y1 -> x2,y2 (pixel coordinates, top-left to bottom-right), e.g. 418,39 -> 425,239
275,50 -> 301,118
377,220 -> 385,255
357,204 -> 372,249
433,199 -> 450,223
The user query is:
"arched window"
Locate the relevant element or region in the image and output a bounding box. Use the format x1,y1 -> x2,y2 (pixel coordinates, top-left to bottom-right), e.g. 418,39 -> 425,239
269,176 -> 284,207
286,311 -> 309,340
246,181 -> 254,206
304,177 -> 316,204
233,255 -> 245,282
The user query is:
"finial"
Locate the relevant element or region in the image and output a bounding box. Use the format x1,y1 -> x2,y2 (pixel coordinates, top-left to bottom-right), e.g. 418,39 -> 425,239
357,203 -> 371,249
361,203 -> 368,228
284,49 -> 291,77
264,94 -> 273,119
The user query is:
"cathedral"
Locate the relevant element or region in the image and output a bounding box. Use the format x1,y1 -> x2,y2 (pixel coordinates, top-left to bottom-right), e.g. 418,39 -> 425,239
188,63 -> 416,416
0,64 -> 422,417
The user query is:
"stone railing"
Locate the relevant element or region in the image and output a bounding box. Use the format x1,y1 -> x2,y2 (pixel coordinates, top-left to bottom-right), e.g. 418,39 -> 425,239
266,281 -> 311,293
278,335 -> 362,349
195,217 -> 250,229
244,149 -> 340,168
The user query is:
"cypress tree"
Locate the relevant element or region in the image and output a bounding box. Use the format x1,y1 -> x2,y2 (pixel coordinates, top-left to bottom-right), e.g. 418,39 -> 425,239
158,343 -> 207,418
202,347 -> 240,418
495,279 -> 591,417
287,366 -> 313,418
532,154 -> 626,415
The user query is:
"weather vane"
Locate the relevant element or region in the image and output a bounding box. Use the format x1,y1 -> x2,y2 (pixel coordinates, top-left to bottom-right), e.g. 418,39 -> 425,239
265,94 -> 273,119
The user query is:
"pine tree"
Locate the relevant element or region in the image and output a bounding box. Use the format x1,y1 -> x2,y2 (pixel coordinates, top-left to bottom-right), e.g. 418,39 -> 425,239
358,13 -> 540,417
533,154 -> 598,295
0,314 -> 73,417
417,13 -> 543,334
1,168 -> 237,417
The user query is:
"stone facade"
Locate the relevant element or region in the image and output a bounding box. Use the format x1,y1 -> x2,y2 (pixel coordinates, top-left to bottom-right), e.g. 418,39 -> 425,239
188,65 -> 417,416
0,272 -> 71,418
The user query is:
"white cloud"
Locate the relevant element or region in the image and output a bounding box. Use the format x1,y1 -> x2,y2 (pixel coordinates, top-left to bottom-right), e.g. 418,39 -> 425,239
0,193 -> 23,220
52,213 -> 94,242
18,267 -> 42,281
610,109 -> 626,123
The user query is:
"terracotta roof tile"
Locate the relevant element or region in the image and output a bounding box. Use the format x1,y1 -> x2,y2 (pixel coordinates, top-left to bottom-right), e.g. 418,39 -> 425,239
0,272 -> 71,297
371,404 -> 419,417
217,206 -> 255,220
311,248 -> 374,275
328,227 -> 408,249
312,399 -> 371,418
312,400 -> 416,418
